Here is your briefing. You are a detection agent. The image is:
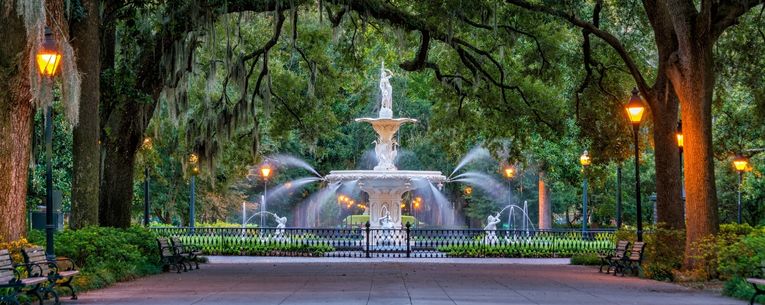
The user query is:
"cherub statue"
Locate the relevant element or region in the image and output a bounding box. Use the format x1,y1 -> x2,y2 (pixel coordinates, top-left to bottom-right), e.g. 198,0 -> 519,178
379,62 -> 393,110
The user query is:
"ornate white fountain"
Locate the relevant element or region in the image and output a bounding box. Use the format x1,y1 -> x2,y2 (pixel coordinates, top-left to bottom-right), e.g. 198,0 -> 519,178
325,63 -> 447,230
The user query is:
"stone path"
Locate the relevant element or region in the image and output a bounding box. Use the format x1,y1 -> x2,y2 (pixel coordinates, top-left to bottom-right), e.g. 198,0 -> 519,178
76,259 -> 744,305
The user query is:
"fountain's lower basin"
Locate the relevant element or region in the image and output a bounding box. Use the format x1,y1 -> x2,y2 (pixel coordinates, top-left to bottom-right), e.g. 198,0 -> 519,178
325,170 -> 446,229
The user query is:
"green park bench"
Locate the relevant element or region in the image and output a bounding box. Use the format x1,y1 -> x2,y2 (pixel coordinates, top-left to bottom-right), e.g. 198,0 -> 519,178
158,237 -> 186,273
22,246 -> 80,301
171,237 -> 202,270
745,261 -> 765,305
598,240 -> 630,274
614,241 -> 646,276
0,249 -> 52,305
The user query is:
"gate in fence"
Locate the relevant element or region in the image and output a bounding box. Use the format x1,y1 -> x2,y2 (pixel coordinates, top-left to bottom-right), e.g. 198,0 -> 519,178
151,224 -> 615,259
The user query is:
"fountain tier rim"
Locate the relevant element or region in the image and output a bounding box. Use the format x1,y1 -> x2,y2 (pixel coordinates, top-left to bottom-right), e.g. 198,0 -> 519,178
354,117 -> 418,124
325,170 -> 446,182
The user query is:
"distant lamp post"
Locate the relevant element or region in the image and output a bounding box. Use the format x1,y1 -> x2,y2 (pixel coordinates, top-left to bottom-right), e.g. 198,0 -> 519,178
188,153 -> 199,229
625,88 -> 646,242
733,155 -> 749,224
142,137 -> 153,227
579,150 -> 591,235
504,166 -> 516,179
259,163 -> 272,228
464,186 -> 473,196
676,120 -> 685,216
38,27 -> 62,260
675,121 -> 684,152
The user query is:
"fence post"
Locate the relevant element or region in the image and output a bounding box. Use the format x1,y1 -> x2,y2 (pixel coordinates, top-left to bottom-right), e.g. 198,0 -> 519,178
405,222 -> 411,258
365,222 -> 371,258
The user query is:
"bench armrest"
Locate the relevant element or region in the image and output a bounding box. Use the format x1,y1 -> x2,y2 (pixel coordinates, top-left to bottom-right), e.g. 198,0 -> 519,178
52,257 -> 78,271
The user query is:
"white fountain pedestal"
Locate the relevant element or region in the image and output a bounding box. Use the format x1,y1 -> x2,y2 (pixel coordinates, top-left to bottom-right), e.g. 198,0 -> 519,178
325,170 -> 446,229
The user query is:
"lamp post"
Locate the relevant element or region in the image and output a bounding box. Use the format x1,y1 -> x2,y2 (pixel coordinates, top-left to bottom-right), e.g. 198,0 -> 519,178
579,151 -> 591,235
37,27 -> 62,260
503,165 -> 516,230
142,137 -> 152,227
677,121 -> 685,217
188,153 -> 199,229
625,88 -> 646,242
733,155 -> 748,224
259,164 -> 272,228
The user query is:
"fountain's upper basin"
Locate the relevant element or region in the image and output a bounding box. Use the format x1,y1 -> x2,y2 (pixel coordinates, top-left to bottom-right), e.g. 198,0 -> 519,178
325,170 -> 446,185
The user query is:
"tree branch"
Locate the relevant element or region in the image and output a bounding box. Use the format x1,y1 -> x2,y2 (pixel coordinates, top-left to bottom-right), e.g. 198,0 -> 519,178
506,0 -> 651,98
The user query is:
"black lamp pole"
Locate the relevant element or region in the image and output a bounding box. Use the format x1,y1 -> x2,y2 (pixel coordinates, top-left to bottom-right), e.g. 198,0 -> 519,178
45,104 -> 55,260
633,124 -> 643,242
143,166 -> 150,226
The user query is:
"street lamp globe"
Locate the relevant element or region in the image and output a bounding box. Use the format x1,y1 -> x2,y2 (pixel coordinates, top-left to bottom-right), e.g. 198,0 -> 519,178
733,155 -> 749,172
676,121 -> 683,149
504,166 -> 516,179
37,27 -> 61,78
625,88 -> 646,125
579,150 -> 591,166
260,164 -> 272,179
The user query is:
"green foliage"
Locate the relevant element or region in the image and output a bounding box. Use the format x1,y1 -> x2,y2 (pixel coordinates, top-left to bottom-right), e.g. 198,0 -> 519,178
28,227 -> 162,291
615,227 -> 684,281
437,233 -> 613,258
168,234 -> 334,256
710,225 -> 765,303
570,253 -> 601,266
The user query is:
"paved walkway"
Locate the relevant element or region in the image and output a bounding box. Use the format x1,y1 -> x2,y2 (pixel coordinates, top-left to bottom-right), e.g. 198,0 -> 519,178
77,259 -> 744,305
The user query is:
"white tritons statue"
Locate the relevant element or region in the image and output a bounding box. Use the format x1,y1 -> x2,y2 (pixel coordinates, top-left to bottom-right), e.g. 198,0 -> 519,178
484,212 -> 501,245
379,209 -> 395,230
274,214 -> 288,239
379,61 -> 394,118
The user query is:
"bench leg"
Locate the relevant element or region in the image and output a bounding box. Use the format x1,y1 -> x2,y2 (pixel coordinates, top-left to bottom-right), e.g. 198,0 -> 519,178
60,276 -> 77,300
750,283 -> 765,305
24,284 -> 44,305
0,289 -> 22,305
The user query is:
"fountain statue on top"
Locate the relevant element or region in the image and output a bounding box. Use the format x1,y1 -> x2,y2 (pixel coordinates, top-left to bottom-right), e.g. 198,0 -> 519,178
357,62 -> 416,171
325,61 -> 446,231
379,62 -> 394,118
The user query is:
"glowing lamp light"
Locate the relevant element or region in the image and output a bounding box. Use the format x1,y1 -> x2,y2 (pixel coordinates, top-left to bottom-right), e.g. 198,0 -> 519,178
260,164 -> 272,178
464,186 -> 473,196
142,137 -> 153,150
625,88 -> 646,124
579,150 -> 591,166
191,166 -> 200,176
188,153 -> 199,164
414,201 -> 420,209
400,203 -> 406,209
733,155 -> 749,172
37,28 -> 61,77
504,167 -> 516,179
676,121 -> 683,149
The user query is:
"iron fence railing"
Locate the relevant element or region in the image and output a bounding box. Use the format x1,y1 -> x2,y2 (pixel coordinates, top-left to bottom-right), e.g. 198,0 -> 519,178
151,225 -> 616,258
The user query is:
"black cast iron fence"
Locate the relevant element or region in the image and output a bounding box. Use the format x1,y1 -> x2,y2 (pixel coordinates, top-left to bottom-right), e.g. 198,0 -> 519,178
151,224 -> 615,258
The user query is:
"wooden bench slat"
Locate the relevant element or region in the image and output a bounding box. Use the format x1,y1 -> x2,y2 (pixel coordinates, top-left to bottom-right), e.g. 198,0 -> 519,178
747,278 -> 765,285
20,277 -> 47,285
59,270 -> 79,277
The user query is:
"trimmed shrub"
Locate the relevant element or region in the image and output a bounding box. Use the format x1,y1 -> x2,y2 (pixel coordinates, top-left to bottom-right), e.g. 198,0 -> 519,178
615,226 -> 684,281
28,226 -> 162,291
570,253 -> 601,265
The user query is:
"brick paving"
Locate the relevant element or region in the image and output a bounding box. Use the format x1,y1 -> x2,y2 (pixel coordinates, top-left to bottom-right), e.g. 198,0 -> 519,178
76,259 -> 744,305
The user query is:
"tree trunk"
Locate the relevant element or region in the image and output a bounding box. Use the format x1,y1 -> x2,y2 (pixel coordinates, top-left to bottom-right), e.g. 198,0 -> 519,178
99,139 -> 138,228
0,9 -> 33,242
537,171 -> 551,230
69,0 -> 101,229
668,44 -> 718,266
648,78 -> 685,230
